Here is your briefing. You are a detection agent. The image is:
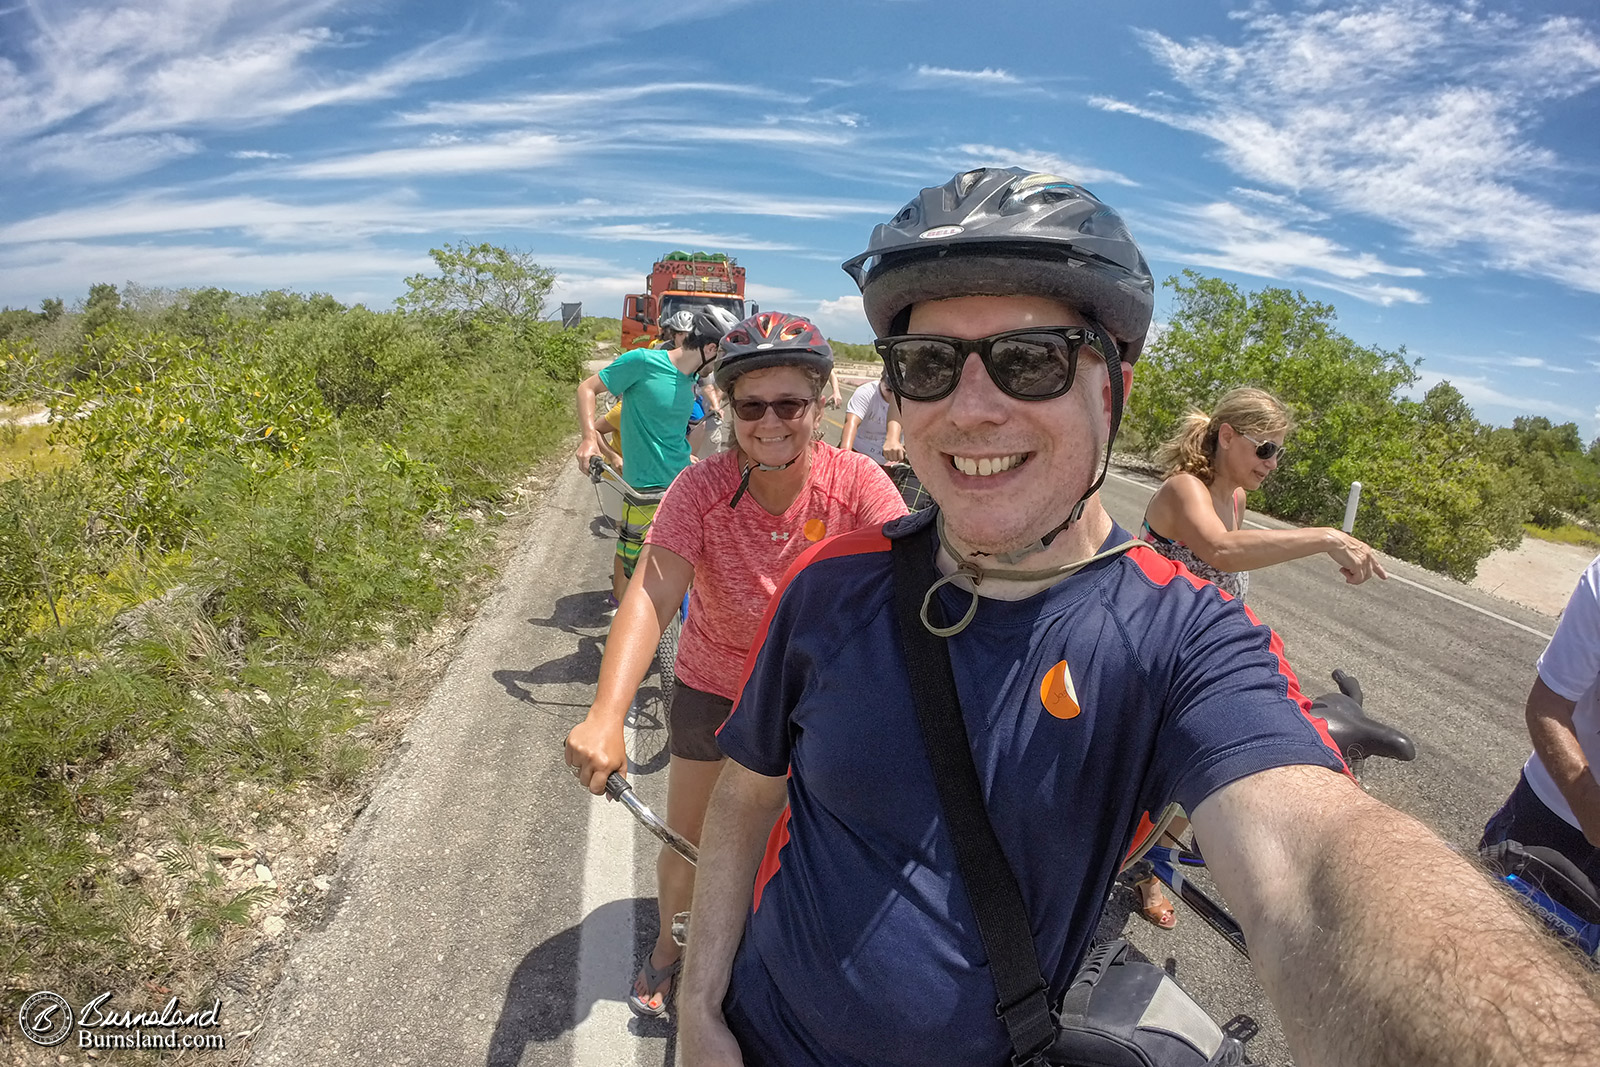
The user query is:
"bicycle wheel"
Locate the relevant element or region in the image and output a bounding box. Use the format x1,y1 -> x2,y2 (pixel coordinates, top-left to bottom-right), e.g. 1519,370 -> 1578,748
624,613 -> 680,775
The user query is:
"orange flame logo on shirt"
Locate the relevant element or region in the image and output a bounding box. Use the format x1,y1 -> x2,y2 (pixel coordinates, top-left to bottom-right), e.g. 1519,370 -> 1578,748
1040,660 -> 1081,720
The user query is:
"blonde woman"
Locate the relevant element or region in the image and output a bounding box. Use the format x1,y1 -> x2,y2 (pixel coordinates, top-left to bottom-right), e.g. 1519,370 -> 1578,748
1140,387 -> 1386,599
1130,387 -> 1388,928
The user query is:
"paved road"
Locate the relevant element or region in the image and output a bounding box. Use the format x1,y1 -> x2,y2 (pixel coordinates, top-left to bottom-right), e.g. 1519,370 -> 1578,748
249,432 -> 1556,1067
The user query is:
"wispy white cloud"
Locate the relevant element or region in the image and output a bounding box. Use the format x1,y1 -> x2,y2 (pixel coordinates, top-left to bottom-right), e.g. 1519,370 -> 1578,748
0,193 -> 554,244
0,186 -> 897,249
744,282 -> 802,304
1097,2 -> 1600,295
278,117 -> 858,181
284,132 -> 582,179
1141,199 -> 1428,305
2,2 -> 493,148
914,64 -> 1018,84
395,82 -> 800,126
0,239 -> 434,304
27,132 -> 200,180
575,223 -> 801,252
542,0 -> 761,49
230,149 -> 289,160
1453,353 -> 1582,375
945,144 -> 1136,188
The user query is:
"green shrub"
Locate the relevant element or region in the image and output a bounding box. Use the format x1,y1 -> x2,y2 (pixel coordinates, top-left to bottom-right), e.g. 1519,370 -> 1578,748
1,262 -> 590,1006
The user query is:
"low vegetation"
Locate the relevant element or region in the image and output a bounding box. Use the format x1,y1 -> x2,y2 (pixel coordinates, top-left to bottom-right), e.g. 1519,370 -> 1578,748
0,245 -> 585,1019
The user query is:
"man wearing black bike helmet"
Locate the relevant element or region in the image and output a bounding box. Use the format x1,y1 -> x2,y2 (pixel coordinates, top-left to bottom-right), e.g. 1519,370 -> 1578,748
681,169 -> 1600,1067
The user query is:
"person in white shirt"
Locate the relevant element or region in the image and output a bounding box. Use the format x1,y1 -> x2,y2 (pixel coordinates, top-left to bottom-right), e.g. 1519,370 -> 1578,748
1482,553 -> 1600,883
839,375 -> 904,465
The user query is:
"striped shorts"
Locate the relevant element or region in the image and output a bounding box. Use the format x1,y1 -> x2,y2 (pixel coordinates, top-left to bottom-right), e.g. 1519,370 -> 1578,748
615,497 -> 661,577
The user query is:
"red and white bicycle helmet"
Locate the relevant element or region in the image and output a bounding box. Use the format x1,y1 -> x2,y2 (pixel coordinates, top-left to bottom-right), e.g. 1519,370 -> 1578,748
712,312 -> 834,393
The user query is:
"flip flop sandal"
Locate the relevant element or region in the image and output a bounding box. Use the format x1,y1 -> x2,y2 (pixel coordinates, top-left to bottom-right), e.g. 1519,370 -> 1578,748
627,955 -> 682,1018
1135,879 -> 1178,930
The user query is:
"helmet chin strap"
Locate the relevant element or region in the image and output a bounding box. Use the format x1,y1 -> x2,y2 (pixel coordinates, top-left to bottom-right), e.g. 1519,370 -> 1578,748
983,345 -> 1123,566
728,450 -> 805,509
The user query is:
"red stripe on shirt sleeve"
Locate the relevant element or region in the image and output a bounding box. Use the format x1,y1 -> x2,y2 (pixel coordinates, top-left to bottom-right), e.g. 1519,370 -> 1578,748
751,804 -> 792,913
1126,546 -> 1350,774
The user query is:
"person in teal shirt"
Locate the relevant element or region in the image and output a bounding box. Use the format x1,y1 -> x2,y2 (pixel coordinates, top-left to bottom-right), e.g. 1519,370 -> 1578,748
576,311 -> 725,601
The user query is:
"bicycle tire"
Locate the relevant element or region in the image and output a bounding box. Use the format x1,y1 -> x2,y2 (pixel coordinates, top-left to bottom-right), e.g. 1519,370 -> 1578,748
624,614 -> 680,775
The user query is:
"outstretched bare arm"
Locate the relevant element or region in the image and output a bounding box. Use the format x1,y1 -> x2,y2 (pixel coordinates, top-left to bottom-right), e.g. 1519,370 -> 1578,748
1195,763 -> 1600,1067
677,760 -> 788,1065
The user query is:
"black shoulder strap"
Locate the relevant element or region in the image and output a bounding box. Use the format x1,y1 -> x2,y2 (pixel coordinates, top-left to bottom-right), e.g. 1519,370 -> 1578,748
891,521 -> 1056,1064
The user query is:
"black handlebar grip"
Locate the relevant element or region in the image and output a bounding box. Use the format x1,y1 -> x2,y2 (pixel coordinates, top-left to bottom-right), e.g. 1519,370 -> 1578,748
588,456 -> 604,479
605,771 -> 630,800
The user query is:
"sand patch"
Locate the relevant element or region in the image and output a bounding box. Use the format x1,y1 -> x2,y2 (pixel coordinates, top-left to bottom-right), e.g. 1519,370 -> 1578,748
1471,537 -> 1597,618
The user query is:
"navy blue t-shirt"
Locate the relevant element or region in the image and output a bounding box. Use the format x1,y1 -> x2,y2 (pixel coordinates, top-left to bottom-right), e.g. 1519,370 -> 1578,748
715,508 -> 1348,1067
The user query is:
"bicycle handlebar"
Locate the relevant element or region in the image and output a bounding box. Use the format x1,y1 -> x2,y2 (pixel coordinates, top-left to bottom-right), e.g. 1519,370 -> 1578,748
604,772 -> 699,865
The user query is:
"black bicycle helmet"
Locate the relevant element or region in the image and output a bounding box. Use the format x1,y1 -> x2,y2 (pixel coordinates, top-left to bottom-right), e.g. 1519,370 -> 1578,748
842,169 -> 1155,559
841,167 -> 1154,362
713,312 -> 834,393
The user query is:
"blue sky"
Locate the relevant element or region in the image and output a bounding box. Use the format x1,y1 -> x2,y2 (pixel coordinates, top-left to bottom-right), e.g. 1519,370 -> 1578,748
2,0 -> 1598,434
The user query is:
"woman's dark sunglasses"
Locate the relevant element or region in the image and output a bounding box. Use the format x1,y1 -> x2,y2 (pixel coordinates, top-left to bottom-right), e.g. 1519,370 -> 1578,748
873,326 -> 1115,403
1238,430 -> 1288,463
731,396 -> 814,422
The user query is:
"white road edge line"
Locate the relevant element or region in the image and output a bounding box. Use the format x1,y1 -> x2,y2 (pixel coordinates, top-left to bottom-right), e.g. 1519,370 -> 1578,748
571,719 -> 639,1066
1105,469 -> 1554,642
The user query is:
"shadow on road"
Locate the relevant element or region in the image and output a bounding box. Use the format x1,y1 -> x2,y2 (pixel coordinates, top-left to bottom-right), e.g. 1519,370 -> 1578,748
491,590 -> 615,706
486,897 -> 676,1067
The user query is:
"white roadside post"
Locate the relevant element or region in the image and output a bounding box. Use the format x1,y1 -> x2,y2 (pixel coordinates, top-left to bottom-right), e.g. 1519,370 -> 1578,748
1343,481 -> 1363,534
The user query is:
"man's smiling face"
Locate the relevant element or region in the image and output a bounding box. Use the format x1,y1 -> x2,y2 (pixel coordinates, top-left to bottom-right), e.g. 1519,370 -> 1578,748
897,293 -> 1122,557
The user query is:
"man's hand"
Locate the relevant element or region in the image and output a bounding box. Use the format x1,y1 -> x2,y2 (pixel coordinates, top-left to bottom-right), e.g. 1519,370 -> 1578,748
575,435 -> 604,476
676,1007 -> 746,1065
883,420 -> 906,464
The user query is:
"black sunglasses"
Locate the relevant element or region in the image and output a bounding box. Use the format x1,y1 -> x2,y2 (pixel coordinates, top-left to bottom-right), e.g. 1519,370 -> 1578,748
873,326 -> 1115,403
1237,430 -> 1288,463
731,396 -> 814,422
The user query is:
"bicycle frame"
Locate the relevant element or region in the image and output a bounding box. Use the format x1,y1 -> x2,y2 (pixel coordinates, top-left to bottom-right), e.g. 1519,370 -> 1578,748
1500,872 -> 1600,957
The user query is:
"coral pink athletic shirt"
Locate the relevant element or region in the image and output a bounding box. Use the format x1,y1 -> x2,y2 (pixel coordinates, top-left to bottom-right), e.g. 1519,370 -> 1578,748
646,443 -> 907,700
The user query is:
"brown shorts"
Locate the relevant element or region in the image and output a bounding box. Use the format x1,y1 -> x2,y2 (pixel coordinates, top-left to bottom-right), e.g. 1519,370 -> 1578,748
669,677 -> 734,762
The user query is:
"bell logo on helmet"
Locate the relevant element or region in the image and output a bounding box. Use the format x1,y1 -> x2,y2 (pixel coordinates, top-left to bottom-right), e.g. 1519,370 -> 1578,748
918,225 -> 965,240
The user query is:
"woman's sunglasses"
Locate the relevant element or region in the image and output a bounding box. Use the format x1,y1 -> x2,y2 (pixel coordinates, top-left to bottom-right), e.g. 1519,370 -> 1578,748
872,326 -> 1116,403
731,396 -> 814,422
1237,430 -> 1288,463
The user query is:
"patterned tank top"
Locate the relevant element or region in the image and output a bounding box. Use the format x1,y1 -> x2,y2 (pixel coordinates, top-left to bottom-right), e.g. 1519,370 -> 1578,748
1139,492 -> 1250,600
